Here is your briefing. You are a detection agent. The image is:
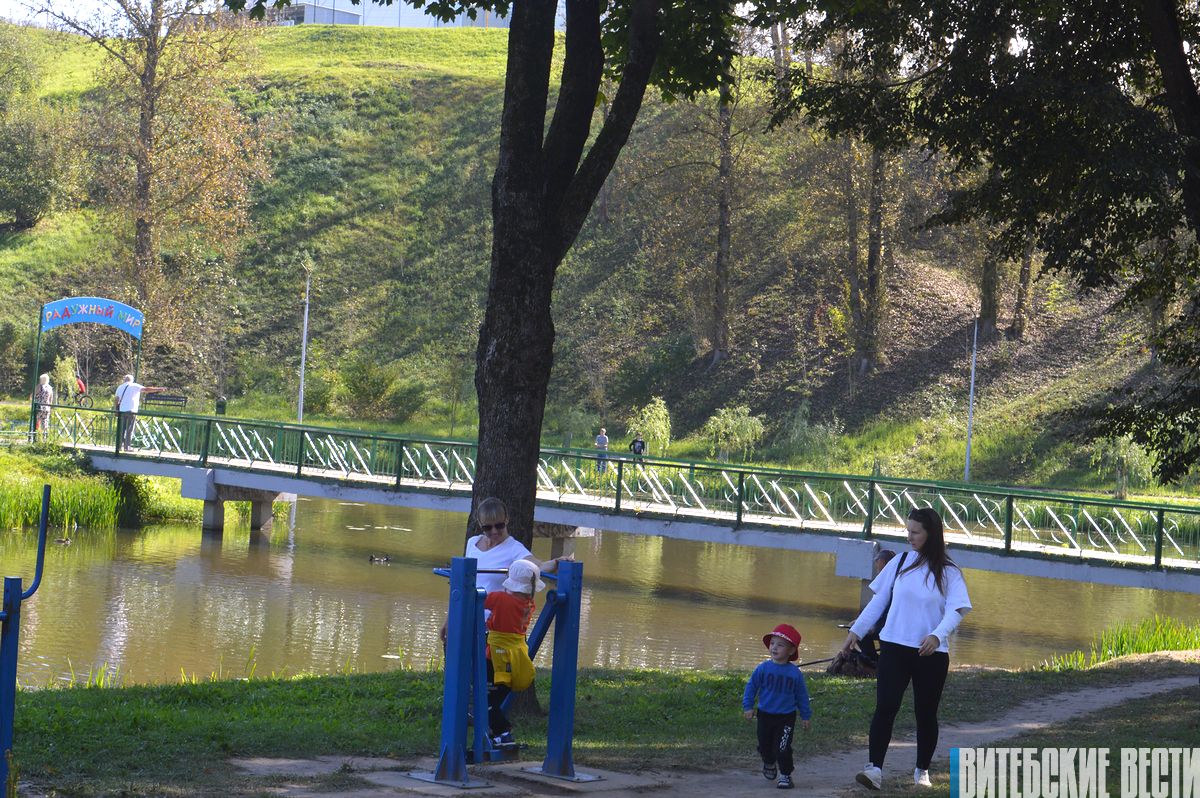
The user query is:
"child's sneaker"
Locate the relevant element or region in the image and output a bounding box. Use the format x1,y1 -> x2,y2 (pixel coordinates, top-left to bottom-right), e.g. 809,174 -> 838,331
492,731 -> 516,748
855,764 -> 882,790
777,774 -> 794,789
763,762 -> 778,780
914,768 -> 932,787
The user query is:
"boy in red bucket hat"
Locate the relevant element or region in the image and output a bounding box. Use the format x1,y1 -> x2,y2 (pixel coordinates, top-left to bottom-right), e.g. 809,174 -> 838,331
742,623 -> 812,790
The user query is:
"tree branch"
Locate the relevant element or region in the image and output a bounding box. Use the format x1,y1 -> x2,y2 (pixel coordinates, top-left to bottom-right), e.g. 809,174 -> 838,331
492,0 -> 557,211
1140,0 -> 1200,235
542,0 -> 603,208
556,0 -> 661,253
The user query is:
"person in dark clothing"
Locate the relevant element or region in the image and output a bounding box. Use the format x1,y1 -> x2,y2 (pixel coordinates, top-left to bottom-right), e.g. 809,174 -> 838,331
629,433 -> 646,458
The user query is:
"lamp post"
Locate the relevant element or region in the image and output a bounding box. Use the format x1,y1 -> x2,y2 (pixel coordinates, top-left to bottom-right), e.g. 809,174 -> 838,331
297,258 -> 313,424
964,317 -> 979,482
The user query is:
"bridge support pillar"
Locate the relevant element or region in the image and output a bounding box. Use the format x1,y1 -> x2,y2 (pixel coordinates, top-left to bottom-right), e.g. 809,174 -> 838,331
533,523 -> 595,562
184,471 -> 292,533
249,499 -> 274,531
835,538 -> 889,603
202,499 -> 225,532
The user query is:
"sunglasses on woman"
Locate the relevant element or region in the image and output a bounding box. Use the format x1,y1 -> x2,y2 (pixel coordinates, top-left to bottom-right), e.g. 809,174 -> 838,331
480,521 -> 507,531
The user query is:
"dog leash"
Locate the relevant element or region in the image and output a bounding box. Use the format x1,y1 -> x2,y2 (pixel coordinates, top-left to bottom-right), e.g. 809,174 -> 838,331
797,656 -> 836,667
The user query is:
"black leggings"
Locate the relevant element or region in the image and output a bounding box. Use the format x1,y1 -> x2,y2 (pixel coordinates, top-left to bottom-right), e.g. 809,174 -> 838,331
485,659 -> 512,735
756,710 -> 796,776
869,642 -> 949,770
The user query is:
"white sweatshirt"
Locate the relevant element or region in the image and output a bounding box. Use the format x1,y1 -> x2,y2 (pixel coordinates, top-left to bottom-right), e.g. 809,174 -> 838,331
850,553 -> 972,654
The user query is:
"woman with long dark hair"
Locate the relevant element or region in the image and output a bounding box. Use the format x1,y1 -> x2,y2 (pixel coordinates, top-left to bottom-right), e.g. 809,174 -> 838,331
840,507 -> 971,791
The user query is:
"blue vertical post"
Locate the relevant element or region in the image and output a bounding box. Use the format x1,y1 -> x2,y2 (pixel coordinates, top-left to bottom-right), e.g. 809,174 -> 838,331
431,557 -> 476,786
470,585 -> 489,760
537,560 -> 598,781
1,484 -> 49,790
0,576 -> 22,789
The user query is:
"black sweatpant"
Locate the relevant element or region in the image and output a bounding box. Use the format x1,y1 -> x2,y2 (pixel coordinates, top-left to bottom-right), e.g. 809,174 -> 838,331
756,710 -> 796,776
485,659 -> 512,735
868,642 -> 950,770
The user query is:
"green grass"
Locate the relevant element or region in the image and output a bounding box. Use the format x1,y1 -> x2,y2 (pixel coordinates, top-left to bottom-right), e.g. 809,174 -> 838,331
1043,616 -> 1200,671
256,25 -> 513,81
0,445 -> 200,528
10,657 -> 1196,796
0,210 -> 109,327
0,444 -> 120,529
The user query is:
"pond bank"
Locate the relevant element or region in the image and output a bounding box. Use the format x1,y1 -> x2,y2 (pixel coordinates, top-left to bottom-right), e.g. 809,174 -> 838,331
0,445 -> 200,528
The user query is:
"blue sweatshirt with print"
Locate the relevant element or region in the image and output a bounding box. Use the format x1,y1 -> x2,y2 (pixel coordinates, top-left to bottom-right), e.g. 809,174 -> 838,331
743,660 -> 812,719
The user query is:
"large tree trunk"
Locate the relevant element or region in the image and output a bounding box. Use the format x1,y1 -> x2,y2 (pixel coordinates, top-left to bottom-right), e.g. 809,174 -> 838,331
769,22 -> 790,89
843,137 -> 863,379
1007,240 -> 1033,340
471,0 -> 661,547
133,1 -> 164,312
979,250 -> 999,339
851,145 -> 886,376
1141,0 -> 1200,236
711,69 -> 733,367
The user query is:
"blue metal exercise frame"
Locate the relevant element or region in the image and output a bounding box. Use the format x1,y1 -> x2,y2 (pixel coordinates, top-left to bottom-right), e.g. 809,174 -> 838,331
411,557 -> 597,787
1,485 -> 50,790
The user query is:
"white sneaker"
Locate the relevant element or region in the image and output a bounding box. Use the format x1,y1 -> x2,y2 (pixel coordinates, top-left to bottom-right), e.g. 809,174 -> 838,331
914,768 -> 932,787
855,764 -> 882,790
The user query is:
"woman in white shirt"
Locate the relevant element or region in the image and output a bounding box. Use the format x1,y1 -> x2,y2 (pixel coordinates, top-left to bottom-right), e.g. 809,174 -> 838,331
841,507 -> 971,791
440,496 -> 565,640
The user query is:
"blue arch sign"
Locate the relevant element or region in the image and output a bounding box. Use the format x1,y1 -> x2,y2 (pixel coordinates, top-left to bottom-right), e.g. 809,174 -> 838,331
41,297 -> 144,340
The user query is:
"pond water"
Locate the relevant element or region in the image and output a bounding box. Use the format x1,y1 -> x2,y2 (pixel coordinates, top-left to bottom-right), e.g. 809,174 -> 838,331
4,499 -> 1199,685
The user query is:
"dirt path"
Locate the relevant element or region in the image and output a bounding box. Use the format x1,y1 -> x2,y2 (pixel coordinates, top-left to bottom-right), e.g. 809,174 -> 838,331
645,675 -> 1197,797
227,673 -> 1198,798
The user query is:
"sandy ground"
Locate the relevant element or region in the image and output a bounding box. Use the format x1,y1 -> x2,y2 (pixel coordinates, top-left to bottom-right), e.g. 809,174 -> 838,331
218,654 -> 1199,798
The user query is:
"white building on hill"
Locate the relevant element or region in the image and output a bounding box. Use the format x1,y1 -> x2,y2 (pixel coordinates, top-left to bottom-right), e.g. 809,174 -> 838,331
277,2 -> 511,28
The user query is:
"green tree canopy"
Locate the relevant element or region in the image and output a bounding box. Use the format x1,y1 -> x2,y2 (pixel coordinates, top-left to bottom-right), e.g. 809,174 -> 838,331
760,0 -> 1200,482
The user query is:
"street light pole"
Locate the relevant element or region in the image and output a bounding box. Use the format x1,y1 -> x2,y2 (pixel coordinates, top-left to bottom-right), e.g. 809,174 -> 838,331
964,317 -> 979,482
298,264 -> 312,424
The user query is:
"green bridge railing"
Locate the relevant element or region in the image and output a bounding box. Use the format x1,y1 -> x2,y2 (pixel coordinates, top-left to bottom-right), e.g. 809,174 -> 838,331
37,404 -> 1200,572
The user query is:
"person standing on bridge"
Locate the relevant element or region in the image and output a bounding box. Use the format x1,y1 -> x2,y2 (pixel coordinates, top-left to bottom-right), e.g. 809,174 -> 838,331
33,374 -> 54,441
114,374 -> 166,452
840,507 -> 971,791
594,427 -> 609,472
629,432 -> 646,460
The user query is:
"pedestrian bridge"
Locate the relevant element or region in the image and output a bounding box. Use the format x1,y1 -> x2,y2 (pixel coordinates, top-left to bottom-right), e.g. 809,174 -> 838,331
36,405 -> 1200,594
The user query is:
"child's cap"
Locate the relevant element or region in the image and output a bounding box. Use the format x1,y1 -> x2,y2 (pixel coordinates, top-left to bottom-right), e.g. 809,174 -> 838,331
763,624 -> 802,661
503,559 -> 545,594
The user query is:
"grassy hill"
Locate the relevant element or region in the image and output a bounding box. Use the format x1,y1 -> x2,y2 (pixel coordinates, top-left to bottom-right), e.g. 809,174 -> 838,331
0,21 -> 1181,496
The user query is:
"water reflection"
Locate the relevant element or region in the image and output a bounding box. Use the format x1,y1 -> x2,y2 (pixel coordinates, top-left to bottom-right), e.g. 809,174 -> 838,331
2,499 -> 1198,685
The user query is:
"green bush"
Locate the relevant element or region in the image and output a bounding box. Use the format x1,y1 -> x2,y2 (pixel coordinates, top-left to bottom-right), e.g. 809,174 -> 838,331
626,396 -> 671,455
381,375 -> 426,422
546,404 -> 595,448
701,404 -> 765,462
301,367 -> 340,416
0,106 -> 68,228
767,402 -> 845,466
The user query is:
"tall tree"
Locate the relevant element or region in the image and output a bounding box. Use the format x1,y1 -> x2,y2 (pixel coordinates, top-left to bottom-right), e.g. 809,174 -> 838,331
42,0 -> 268,375
233,0 -> 738,543
978,249 -> 999,339
1007,240 -> 1034,340
761,0 -> 1200,481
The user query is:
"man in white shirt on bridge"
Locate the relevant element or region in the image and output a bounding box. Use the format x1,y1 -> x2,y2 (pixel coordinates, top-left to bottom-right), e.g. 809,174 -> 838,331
114,374 -> 165,452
